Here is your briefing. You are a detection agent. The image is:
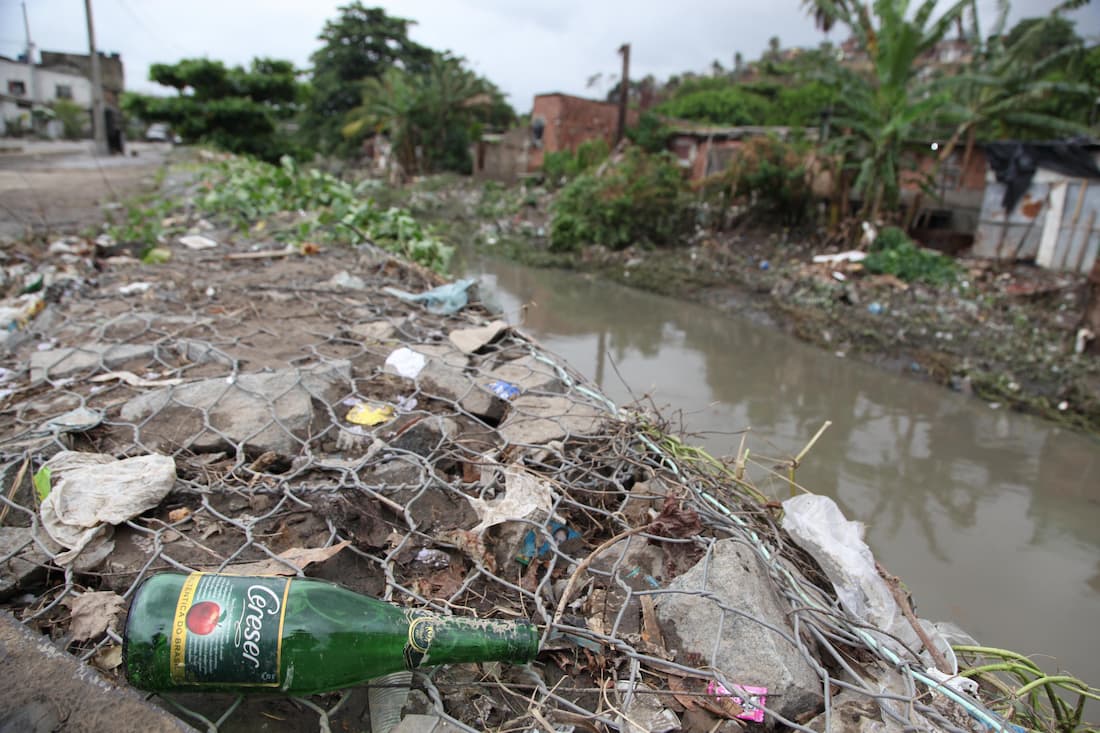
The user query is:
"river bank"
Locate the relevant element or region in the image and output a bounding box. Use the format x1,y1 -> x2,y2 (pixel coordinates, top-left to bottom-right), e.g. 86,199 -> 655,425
376,176 -> 1100,436
2,150 -> 1096,731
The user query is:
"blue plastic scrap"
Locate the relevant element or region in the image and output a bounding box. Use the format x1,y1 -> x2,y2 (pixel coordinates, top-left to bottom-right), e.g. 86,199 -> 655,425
486,380 -> 520,400
382,278 -> 476,315
516,521 -> 580,565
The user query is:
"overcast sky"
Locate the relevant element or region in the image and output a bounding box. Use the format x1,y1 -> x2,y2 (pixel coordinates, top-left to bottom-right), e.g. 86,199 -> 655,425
2,0 -> 1096,111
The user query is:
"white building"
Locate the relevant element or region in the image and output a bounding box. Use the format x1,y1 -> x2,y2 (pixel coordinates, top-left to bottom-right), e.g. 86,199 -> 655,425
1,54 -> 94,138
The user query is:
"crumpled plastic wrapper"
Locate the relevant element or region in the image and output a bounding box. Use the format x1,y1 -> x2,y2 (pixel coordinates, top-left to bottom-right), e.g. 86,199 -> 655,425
39,451 -> 177,565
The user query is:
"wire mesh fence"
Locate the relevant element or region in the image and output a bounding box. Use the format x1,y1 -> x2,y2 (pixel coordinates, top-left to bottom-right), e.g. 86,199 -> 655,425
1,236 -> 1022,733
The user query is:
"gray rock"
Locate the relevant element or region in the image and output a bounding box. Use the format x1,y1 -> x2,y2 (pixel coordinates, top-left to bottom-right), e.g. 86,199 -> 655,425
411,344 -> 506,421
345,320 -> 397,343
30,343 -> 156,384
0,528 -> 52,600
487,354 -> 563,394
174,339 -> 234,367
498,394 -> 605,445
655,539 -> 822,726
119,361 -> 351,456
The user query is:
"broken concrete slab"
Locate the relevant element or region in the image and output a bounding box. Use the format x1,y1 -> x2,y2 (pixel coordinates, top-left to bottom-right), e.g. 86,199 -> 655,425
30,343 -> 156,384
448,320 -> 508,354
0,612 -> 196,733
419,360 -> 505,422
656,539 -> 822,726
487,353 -> 563,394
118,361 -> 351,456
498,394 -> 605,445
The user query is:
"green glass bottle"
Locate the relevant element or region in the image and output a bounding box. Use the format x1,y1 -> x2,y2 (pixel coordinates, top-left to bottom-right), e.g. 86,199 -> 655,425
123,573 -> 539,695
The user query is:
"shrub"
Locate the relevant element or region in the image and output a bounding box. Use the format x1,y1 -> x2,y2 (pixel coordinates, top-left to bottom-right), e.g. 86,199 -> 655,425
550,147 -> 690,251
655,87 -> 772,125
542,138 -> 610,186
864,227 -> 959,285
703,135 -> 811,225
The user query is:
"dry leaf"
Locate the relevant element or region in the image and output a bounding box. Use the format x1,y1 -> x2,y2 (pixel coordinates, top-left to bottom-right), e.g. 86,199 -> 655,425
667,675 -> 699,711
67,591 -> 125,641
167,507 -> 192,523
89,371 -> 184,387
648,495 -> 702,538
93,644 -> 123,671
216,540 -> 350,575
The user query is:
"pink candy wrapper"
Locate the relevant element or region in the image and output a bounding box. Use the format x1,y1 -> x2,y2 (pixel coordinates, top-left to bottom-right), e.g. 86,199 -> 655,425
706,681 -> 768,723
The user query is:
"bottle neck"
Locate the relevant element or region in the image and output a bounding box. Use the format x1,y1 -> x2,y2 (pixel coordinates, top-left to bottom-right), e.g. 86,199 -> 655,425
408,615 -> 538,669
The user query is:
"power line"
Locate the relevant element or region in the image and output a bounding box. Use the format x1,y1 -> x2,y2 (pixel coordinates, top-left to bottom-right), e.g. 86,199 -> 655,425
110,0 -> 187,56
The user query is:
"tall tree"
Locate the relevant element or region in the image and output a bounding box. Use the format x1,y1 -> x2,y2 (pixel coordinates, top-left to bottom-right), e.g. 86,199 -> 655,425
304,3 -> 433,154
123,57 -> 302,161
343,53 -> 513,174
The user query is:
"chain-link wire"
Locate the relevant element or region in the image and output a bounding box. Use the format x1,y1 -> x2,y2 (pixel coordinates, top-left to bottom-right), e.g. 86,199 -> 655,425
1,237 -> 1011,732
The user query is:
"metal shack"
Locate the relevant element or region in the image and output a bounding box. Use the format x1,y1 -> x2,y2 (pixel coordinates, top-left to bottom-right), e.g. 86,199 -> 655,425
972,140 -> 1100,274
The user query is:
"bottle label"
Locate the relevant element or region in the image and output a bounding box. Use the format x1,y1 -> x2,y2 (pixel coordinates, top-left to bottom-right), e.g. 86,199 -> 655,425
403,610 -> 435,668
169,573 -> 291,686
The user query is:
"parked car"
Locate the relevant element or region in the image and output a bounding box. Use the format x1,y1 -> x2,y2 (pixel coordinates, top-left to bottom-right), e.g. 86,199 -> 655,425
145,123 -> 171,142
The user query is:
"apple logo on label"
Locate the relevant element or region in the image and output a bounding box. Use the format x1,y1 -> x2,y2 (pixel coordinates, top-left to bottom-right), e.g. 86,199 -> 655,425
186,601 -> 222,635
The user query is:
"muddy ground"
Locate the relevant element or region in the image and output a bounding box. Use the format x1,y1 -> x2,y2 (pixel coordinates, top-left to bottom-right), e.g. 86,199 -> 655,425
375,176 -> 1100,436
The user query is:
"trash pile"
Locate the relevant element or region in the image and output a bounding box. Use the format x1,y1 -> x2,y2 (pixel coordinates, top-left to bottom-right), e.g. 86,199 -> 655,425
2,182 -> 1090,732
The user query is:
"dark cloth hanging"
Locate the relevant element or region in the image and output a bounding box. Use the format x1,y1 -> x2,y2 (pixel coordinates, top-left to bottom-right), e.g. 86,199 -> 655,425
983,139 -> 1100,212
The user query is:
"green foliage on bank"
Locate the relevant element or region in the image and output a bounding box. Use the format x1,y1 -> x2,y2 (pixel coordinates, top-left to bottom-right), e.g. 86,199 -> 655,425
550,148 -> 691,251
542,139 -> 610,186
864,227 -> 959,285
195,155 -> 452,272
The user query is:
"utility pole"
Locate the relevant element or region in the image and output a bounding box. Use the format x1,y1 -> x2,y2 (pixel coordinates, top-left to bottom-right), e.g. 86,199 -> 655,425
21,3 -> 37,107
84,0 -> 108,155
616,43 -> 630,144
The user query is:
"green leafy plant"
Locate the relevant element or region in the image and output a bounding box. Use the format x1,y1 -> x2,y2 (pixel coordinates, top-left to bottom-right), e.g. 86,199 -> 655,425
195,154 -> 453,272
715,135 -> 812,225
542,138 -> 610,186
550,147 -> 690,251
33,467 -> 51,501
863,226 -> 959,285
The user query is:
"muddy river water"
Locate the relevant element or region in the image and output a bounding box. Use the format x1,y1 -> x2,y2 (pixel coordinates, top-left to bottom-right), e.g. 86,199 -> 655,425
461,252 -> 1100,693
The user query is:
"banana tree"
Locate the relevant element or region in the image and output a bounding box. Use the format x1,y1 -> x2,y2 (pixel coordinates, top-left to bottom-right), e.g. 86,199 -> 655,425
935,1 -> 1095,171
807,0 -> 972,220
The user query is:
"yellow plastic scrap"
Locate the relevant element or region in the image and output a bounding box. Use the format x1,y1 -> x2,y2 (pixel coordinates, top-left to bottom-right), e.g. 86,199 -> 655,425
345,403 -> 394,426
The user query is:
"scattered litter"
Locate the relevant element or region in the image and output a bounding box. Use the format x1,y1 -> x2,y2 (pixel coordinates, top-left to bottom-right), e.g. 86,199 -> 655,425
516,521 -> 580,565
66,591 -> 125,641
118,282 -> 153,296
1075,328 -> 1093,354
178,234 -> 218,250
616,681 -> 680,733
707,681 -> 768,723
167,507 -> 192,523
759,260 -> 770,270
832,271 -> 847,282
466,468 -> 556,535
346,402 -> 395,426
868,302 -> 884,315
813,250 -> 867,265
413,548 -> 451,569
213,541 -> 351,576
326,270 -> 367,290
448,320 -> 507,353
395,394 -> 418,412
486,380 -> 520,400
383,278 -> 476,315
923,667 -> 979,698
39,451 -> 177,565
385,347 -> 427,379
89,371 -> 184,387
782,494 -> 935,657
